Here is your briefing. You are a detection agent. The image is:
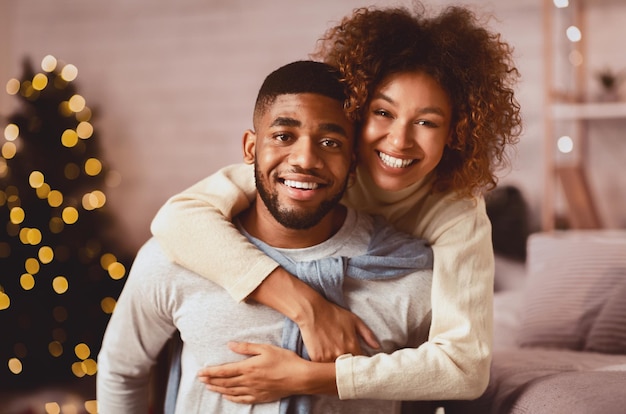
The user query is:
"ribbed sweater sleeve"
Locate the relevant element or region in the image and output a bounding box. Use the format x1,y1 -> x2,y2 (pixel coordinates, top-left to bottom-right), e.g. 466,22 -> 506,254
150,163 -> 279,302
336,177 -> 494,400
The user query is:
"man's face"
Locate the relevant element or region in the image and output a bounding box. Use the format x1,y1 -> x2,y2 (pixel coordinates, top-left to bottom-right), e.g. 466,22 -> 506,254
243,93 -> 355,230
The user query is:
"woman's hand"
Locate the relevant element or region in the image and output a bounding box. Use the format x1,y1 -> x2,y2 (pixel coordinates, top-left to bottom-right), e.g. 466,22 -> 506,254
297,294 -> 379,361
197,342 -> 336,403
249,267 -> 379,362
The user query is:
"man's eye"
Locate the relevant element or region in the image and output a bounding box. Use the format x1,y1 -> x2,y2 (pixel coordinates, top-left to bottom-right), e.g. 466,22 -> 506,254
274,133 -> 291,142
321,139 -> 341,148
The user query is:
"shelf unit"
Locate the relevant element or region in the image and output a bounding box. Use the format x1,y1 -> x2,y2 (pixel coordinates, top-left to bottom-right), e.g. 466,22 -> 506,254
542,0 -> 626,231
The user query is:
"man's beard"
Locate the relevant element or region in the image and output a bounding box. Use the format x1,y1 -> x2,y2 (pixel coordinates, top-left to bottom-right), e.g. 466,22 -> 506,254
255,165 -> 347,230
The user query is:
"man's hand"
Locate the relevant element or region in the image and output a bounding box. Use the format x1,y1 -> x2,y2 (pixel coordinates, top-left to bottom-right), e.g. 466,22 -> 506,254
248,267 -> 379,362
198,342 -> 336,403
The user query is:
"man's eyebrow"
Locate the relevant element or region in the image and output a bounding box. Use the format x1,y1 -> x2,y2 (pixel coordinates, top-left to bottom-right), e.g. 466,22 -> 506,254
270,117 -> 301,128
319,123 -> 349,137
375,92 -> 447,117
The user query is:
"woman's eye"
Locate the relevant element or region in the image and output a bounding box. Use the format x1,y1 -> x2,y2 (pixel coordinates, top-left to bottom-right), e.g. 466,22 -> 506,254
374,109 -> 392,118
416,119 -> 438,128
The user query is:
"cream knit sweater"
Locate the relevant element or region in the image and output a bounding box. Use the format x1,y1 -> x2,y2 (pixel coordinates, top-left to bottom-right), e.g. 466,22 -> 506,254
151,162 -> 494,401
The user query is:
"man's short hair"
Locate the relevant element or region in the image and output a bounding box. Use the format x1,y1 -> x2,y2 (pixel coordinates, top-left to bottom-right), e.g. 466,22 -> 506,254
253,61 -> 347,128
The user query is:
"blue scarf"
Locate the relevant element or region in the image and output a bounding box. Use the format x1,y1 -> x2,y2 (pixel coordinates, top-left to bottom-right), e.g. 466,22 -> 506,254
244,215 -> 432,414
164,215 -> 433,414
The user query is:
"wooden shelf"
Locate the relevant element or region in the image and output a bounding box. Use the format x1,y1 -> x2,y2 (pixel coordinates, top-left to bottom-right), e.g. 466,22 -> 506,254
551,101 -> 626,120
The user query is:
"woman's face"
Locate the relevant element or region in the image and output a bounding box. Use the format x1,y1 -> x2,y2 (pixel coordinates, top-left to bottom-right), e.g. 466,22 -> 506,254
358,71 -> 452,192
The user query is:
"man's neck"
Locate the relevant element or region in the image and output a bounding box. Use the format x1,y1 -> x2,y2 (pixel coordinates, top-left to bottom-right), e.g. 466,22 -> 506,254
237,202 -> 347,249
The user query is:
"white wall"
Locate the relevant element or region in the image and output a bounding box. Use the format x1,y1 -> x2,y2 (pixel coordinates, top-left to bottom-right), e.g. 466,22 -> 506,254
2,0 -> 625,252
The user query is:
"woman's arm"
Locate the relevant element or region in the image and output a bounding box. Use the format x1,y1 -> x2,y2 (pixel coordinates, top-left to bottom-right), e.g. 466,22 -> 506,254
150,163 -> 378,360
335,195 -> 494,400
197,195 -> 494,401
198,342 -> 337,403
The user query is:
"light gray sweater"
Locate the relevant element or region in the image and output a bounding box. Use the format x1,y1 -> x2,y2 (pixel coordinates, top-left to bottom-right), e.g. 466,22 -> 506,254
97,209 -> 432,413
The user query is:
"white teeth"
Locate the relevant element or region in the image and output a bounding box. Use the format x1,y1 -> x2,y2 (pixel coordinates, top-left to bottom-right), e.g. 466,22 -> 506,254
378,152 -> 414,168
284,180 -> 319,190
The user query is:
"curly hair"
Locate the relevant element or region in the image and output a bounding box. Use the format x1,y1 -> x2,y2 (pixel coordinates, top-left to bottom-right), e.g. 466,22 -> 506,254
311,3 -> 522,198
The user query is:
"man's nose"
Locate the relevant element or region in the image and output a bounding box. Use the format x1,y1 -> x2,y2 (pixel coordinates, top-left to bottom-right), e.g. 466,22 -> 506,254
288,138 -> 324,169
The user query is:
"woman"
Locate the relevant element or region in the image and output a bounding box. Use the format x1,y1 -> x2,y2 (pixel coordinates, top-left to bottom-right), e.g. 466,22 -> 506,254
150,3 -> 521,403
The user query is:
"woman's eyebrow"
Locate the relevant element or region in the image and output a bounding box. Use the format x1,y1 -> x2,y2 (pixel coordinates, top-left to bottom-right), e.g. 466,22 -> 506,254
374,92 -> 446,117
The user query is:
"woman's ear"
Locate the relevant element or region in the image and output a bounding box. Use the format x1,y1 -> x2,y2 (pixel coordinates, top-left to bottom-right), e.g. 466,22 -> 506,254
242,130 -> 256,164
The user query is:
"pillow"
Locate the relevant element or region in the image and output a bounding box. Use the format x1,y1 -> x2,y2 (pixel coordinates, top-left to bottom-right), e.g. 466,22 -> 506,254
584,278 -> 626,354
516,231 -> 626,350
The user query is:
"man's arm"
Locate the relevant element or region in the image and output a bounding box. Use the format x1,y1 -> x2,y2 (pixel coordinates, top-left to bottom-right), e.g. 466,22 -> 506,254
151,163 -> 378,360
97,240 -> 177,413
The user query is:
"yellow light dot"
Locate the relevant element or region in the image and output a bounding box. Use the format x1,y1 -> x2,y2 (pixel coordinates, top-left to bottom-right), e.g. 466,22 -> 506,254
76,121 -> 93,139
49,217 -> 64,233
92,190 -> 106,208
75,343 -> 91,360
82,358 -> 98,376
26,228 -> 42,245
41,55 -> 58,72
72,361 -> 86,377
8,357 -> 22,374
39,246 -> 54,264
84,158 -> 102,176
20,273 -> 35,290
61,129 -> 79,148
2,142 -> 17,159
108,262 -> 126,280
62,207 -> 78,224
68,94 -> 86,112
52,276 -> 69,294
10,207 -> 25,224
100,253 -> 117,270
61,64 -> 78,82
36,183 -> 51,199
6,78 -> 20,95
32,73 -> 48,91
19,228 -> 30,244
44,402 -> 61,414
0,292 -> 10,310
25,258 -> 40,274
85,400 -> 98,414
48,190 -> 63,207
29,171 -> 45,188
0,159 -> 7,178
101,297 -> 116,314
4,124 -> 19,141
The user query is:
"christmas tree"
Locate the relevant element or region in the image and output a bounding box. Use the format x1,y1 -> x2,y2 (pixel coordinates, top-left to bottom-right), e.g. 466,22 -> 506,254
0,55 -> 131,389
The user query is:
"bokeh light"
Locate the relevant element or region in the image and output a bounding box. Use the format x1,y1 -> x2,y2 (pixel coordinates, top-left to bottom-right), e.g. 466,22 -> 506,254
41,55 -> 58,72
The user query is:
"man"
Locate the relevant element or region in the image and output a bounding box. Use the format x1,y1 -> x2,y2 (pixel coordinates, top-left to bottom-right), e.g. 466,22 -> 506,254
97,61 -> 432,413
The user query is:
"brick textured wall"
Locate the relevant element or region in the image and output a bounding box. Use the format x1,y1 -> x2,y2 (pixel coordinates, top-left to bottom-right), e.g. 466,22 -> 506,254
2,0 -> 625,251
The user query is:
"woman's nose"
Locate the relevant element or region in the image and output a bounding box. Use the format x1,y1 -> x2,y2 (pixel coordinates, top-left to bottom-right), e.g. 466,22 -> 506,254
386,123 -> 414,150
